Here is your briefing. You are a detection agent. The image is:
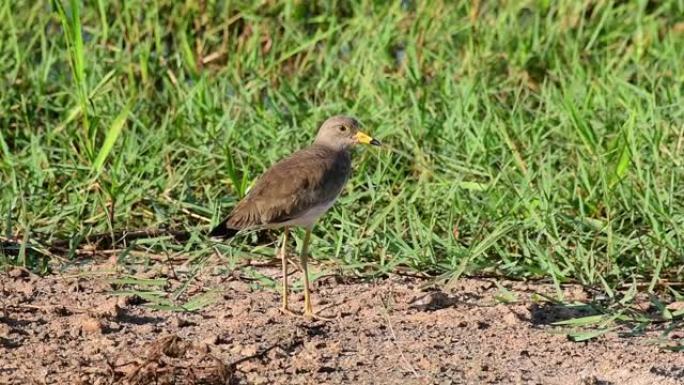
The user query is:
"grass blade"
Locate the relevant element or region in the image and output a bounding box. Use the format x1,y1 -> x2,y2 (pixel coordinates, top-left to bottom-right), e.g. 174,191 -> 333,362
567,327 -> 619,342
91,98 -> 135,174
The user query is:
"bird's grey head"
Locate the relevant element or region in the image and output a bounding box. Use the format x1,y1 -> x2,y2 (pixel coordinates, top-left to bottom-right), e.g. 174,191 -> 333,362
314,115 -> 381,151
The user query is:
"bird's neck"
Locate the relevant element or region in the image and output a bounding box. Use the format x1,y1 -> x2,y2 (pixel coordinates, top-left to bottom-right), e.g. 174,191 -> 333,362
311,140 -> 351,154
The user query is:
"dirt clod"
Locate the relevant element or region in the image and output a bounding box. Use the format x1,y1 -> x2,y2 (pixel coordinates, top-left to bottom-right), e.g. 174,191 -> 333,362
78,316 -> 103,335
8,268 -> 31,279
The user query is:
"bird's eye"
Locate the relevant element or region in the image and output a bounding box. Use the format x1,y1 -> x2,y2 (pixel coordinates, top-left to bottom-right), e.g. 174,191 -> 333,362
338,125 -> 347,132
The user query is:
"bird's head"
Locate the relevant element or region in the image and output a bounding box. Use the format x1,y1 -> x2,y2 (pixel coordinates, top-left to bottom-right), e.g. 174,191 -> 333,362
314,115 -> 381,151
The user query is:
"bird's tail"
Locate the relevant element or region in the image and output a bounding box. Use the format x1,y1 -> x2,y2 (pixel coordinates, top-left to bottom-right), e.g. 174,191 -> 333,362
208,218 -> 239,238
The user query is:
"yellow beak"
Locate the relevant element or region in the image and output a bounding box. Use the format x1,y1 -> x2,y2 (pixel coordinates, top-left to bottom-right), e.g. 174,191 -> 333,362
355,131 -> 381,146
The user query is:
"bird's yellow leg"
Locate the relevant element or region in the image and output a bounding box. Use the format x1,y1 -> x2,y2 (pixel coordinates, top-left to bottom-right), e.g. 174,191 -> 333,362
279,227 -> 291,312
299,229 -> 333,321
300,227 -> 314,317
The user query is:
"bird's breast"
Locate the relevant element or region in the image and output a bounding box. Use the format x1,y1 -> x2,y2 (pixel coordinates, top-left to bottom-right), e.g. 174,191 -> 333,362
272,199 -> 338,228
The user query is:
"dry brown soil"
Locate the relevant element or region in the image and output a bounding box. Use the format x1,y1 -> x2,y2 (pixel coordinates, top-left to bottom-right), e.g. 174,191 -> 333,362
1,262 -> 683,385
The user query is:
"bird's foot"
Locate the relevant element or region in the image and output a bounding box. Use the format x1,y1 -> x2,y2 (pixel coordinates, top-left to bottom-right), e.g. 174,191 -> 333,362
279,307 -> 335,321
279,306 -> 298,317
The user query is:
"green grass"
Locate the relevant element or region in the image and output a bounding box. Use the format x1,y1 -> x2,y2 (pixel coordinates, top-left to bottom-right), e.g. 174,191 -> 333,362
1,0 -> 684,313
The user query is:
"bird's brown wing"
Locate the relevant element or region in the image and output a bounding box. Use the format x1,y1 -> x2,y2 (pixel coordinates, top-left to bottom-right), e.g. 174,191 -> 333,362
209,146 -> 349,237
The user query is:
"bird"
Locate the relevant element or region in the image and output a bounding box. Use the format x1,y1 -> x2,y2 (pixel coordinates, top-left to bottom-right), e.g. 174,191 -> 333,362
209,115 -> 381,318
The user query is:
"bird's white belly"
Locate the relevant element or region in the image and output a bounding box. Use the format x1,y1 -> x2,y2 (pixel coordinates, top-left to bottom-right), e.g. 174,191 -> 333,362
277,199 -> 337,228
